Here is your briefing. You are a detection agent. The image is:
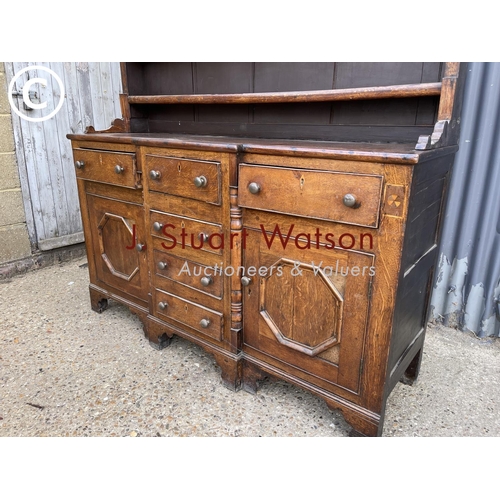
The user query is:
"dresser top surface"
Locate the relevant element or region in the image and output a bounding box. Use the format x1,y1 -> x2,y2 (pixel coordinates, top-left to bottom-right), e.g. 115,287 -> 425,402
67,133 -> 458,165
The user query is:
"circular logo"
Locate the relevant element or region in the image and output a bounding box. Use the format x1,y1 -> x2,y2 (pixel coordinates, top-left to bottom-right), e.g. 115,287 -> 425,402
8,65 -> 65,123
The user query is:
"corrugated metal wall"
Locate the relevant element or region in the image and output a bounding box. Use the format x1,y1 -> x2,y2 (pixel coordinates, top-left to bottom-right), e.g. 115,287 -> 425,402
430,62 -> 500,338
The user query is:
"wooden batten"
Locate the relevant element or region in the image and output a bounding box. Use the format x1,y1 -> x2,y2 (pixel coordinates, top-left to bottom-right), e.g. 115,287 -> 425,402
119,94 -> 131,132
438,62 -> 460,121
120,62 -> 129,94
127,82 -> 442,105
416,62 -> 465,150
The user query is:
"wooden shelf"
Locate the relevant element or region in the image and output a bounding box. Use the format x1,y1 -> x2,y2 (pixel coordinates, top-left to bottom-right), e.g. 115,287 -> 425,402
127,82 -> 442,105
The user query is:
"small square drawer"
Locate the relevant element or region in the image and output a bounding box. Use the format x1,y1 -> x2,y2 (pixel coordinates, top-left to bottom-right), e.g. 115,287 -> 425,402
153,249 -> 223,299
146,154 -> 221,205
238,163 -> 383,228
154,289 -> 223,342
150,211 -> 224,256
73,148 -> 139,188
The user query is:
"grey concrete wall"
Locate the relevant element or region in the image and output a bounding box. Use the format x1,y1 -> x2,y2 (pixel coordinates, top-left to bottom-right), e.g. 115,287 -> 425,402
0,63 -> 31,264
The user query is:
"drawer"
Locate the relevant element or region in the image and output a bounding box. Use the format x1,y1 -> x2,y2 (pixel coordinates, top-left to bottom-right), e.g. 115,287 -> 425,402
73,148 -> 139,189
238,163 -> 383,228
154,289 -> 223,341
146,154 -> 221,205
150,211 -> 224,256
153,249 -> 223,299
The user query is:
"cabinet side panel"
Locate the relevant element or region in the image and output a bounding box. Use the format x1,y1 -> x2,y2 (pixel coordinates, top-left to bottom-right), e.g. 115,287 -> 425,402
387,154 -> 455,384
400,155 -> 452,271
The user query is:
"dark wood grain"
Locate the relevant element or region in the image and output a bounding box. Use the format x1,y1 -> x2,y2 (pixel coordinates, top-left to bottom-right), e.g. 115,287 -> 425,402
119,94 -> 131,132
86,118 -> 128,134
149,211 -> 223,256
73,148 -> 139,189
128,82 -> 442,105
145,154 -> 221,205
86,195 -> 149,302
68,133 -> 460,164
238,163 -> 383,227
152,248 -> 223,299
69,62 -> 466,437
154,288 -> 223,342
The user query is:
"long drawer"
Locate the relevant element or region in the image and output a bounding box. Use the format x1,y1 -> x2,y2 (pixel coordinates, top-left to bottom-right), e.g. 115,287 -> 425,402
238,163 -> 384,228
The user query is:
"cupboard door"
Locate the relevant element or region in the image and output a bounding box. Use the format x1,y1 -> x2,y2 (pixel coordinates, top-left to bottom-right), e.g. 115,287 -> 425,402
242,227 -> 374,394
86,194 -> 149,301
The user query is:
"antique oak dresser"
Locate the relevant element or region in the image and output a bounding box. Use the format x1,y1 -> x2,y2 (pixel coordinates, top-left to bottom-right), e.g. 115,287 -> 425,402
67,63 -> 466,436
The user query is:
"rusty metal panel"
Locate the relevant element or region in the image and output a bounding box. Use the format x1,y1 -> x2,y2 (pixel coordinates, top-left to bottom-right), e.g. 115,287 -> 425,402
431,62 -> 500,338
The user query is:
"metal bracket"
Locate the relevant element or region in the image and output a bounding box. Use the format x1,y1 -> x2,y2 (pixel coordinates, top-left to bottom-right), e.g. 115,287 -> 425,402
11,86 -> 41,110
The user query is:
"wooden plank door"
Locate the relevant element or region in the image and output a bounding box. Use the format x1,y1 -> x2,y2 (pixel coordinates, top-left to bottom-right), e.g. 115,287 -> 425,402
4,62 -> 122,251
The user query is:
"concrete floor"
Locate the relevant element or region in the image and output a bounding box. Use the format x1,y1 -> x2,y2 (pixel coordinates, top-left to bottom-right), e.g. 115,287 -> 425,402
0,256 -> 499,437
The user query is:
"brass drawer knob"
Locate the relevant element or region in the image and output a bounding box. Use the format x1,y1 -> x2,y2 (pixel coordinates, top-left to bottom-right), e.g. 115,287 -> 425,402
200,318 -> 211,328
241,276 -> 252,286
200,276 -> 213,286
194,176 -> 207,188
158,301 -> 168,310
248,182 -> 261,194
153,222 -> 163,232
135,243 -> 146,252
115,165 -> 124,174
150,170 -> 161,180
343,194 -> 357,208
75,160 -> 85,169
158,261 -> 167,270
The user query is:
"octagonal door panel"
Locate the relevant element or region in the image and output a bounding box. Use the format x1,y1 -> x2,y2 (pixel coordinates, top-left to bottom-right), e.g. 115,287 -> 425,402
242,228 -> 374,394
87,194 -> 148,301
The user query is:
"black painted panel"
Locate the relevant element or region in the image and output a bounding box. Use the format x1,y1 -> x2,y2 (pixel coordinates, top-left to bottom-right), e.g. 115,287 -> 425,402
253,102 -> 332,124
332,98 -> 426,126
143,62 -> 194,95
195,62 -> 253,94
334,62 -> 429,88
254,62 -> 335,92
147,119 -> 433,142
